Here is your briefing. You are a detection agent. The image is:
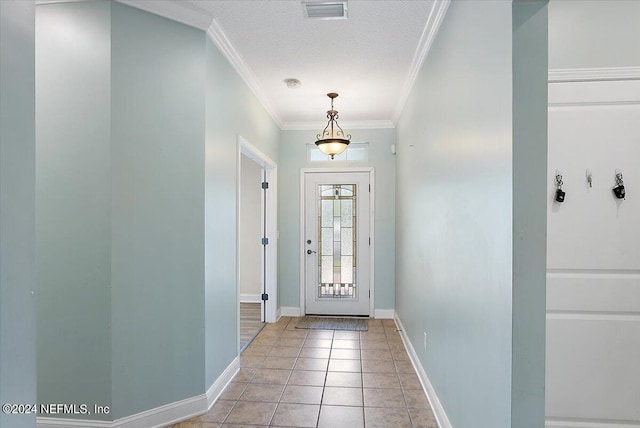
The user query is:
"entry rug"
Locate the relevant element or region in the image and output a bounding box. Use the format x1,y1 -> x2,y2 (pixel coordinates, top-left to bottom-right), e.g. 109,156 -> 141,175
295,316 -> 368,331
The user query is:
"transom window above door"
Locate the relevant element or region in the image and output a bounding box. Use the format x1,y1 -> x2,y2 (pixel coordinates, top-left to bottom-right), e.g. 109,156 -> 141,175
307,142 -> 369,162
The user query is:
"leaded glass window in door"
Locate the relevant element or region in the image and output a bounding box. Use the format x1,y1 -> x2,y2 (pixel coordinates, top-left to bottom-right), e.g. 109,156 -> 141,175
318,184 -> 356,298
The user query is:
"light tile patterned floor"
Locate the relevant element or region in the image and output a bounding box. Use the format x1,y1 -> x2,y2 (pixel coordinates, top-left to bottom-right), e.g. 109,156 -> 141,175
171,317 -> 438,428
240,302 -> 265,350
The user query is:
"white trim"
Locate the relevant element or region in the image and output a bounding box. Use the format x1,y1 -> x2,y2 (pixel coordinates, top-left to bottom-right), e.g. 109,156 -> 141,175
115,0 -> 213,30
207,21 -> 283,129
548,79 -> 640,107
111,396 -> 205,428
369,169 -> 376,318
299,168 -> 375,318
38,396 -> 206,428
240,294 -> 262,303
237,136 -> 279,332
206,357 -> 240,409
276,307 -> 282,321
36,0 -> 87,5
280,306 -> 302,317
548,66 -> 640,83
239,141 -> 276,169
299,171 -> 305,316
546,420 -> 640,428
282,120 -> 395,131
37,418 -> 113,428
394,313 -> 452,428
37,358 -> 241,428
392,0 -> 451,125
374,309 -> 395,319
546,312 -> 640,322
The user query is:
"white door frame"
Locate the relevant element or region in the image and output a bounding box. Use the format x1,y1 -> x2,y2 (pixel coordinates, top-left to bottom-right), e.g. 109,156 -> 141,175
300,167 -> 375,317
237,135 -> 278,342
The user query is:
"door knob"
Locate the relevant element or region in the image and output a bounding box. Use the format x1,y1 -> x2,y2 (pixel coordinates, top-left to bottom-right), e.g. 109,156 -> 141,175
307,249 -> 316,255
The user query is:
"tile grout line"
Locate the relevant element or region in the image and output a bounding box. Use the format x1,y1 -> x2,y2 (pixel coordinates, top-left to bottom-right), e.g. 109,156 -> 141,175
204,317 -> 433,428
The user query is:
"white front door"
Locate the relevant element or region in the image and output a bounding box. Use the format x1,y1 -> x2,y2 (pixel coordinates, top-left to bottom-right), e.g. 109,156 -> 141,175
304,171 -> 370,316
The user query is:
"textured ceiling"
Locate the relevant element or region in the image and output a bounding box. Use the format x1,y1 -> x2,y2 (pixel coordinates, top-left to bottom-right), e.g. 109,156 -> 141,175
119,0 -> 445,129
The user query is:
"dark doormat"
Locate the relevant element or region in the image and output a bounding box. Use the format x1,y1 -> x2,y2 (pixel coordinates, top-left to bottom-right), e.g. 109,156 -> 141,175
295,316 -> 368,331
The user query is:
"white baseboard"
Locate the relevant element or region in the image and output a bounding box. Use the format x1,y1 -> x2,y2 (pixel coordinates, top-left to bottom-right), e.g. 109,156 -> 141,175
38,358 -> 241,428
276,307 -> 282,321
394,313 -> 451,428
37,418 -> 112,428
280,306 -> 301,317
240,294 -> 261,303
546,420 -> 640,428
38,394 -> 205,428
374,309 -> 395,319
111,395 -> 205,428
206,357 -> 240,409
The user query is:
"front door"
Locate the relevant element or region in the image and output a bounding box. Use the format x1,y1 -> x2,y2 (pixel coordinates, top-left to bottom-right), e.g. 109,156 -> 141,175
304,171 -> 370,316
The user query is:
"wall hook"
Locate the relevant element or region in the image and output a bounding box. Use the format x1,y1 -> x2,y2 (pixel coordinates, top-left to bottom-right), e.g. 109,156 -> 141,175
586,169 -> 592,188
613,170 -> 626,199
554,171 -> 565,203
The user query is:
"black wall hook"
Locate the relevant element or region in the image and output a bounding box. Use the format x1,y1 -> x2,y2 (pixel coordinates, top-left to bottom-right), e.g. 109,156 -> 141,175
555,172 -> 565,203
613,171 -> 626,200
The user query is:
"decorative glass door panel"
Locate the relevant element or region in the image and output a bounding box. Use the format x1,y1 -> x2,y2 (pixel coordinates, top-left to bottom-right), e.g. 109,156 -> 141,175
318,185 -> 356,298
304,172 -> 370,316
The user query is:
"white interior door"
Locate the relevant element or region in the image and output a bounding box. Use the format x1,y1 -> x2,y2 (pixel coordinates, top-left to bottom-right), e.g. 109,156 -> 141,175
304,171 -> 370,316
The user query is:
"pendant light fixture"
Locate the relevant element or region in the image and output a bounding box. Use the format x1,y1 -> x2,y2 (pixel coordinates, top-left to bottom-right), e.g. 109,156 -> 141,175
315,92 -> 351,159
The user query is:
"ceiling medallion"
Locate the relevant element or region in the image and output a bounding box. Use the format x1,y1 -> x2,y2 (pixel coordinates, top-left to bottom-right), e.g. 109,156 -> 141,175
314,92 -> 351,159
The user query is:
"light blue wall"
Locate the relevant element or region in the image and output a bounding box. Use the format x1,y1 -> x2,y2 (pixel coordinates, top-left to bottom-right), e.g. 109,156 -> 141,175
36,2 -> 112,418
110,3 -> 206,418
395,1 -> 514,427
512,2 -> 548,426
204,38 -> 280,385
278,129 -> 395,311
396,1 -> 548,426
549,0 -> 640,68
0,2 -> 37,428
35,1 -> 280,419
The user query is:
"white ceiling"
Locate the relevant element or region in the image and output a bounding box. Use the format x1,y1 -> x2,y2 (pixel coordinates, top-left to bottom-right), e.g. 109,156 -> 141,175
118,0 -> 450,129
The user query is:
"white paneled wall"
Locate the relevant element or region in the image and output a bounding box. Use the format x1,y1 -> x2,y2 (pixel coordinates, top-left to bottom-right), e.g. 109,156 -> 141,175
546,76 -> 640,427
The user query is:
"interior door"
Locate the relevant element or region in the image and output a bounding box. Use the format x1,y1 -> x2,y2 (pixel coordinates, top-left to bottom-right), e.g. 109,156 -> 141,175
304,171 -> 370,316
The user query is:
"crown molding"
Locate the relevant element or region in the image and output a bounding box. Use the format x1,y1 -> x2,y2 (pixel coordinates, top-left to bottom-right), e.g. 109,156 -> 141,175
391,0 -> 451,126
115,0 -> 213,30
549,66 -> 640,83
206,20 -> 284,129
282,120 -> 395,131
43,0 -> 449,130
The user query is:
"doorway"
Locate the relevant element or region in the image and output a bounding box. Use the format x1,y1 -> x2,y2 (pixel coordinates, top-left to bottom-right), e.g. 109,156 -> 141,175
239,154 -> 264,349
301,169 -> 374,316
237,136 -> 277,352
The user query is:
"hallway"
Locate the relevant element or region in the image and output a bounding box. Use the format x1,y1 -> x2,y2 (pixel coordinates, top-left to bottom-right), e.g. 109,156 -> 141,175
7,2 -> 638,427
172,317 -> 436,427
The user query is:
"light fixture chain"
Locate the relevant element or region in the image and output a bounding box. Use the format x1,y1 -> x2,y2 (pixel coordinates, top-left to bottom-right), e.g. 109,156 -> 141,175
313,92 -> 351,159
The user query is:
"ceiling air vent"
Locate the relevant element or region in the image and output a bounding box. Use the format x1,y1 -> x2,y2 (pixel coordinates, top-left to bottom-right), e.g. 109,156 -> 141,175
303,1 -> 348,20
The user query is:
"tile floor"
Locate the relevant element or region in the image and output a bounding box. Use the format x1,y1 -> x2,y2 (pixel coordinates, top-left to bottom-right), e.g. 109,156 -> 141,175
240,302 -> 265,350
171,317 -> 438,428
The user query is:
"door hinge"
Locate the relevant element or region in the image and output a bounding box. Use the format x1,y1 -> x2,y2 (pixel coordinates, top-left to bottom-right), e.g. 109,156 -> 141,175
368,184 -> 371,192
261,237 -> 269,245
261,293 -> 269,301
369,290 -> 370,298
368,237 -> 371,245
262,181 -> 269,189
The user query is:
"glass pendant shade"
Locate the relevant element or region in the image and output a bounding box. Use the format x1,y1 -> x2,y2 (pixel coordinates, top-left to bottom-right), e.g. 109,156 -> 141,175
315,138 -> 349,158
315,93 -> 351,159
